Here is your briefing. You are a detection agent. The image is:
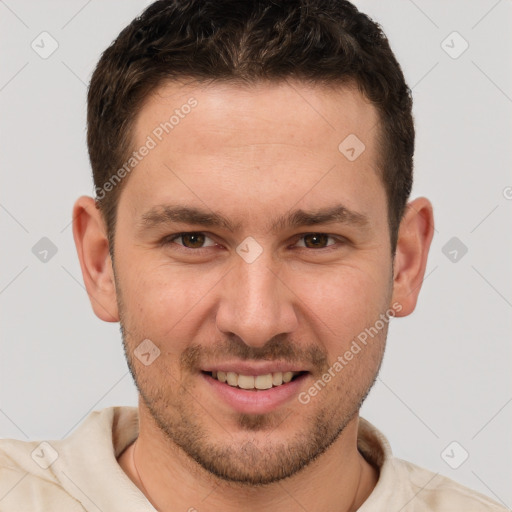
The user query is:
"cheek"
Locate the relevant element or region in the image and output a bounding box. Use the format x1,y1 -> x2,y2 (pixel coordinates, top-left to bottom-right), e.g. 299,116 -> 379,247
119,261 -> 225,343
290,263 -> 391,333
117,243 -> 392,353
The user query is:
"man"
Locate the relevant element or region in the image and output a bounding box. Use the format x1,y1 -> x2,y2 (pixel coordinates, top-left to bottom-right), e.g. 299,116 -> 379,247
0,1 -> 507,510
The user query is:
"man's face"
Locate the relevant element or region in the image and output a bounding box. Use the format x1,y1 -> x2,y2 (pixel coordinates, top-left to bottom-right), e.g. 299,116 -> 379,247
113,80 -> 394,484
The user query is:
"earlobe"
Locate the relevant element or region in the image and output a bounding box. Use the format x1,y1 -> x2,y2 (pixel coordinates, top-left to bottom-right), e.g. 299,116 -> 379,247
391,197 -> 435,317
72,196 -> 120,322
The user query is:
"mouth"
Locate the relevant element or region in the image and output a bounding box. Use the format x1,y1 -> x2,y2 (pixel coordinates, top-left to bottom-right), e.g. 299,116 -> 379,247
202,370 -> 308,391
201,367 -> 310,414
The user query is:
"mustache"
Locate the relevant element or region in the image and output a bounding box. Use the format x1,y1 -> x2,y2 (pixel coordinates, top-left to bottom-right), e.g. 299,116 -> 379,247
180,334 -> 330,373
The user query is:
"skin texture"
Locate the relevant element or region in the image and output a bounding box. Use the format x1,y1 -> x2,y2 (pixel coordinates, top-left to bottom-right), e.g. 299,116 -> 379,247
73,80 -> 434,511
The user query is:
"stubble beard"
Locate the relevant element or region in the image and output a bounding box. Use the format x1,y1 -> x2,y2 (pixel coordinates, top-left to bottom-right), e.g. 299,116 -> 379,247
120,321 -> 383,486
113,265 -> 387,486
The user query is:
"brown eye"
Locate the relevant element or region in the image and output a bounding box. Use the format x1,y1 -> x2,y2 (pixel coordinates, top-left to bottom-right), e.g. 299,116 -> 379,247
300,233 -> 332,249
180,233 -> 206,248
164,232 -> 216,249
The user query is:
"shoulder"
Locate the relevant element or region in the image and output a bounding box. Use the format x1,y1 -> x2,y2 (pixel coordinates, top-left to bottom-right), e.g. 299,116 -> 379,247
392,457 -> 508,511
0,406 -> 138,511
0,437 -> 85,511
357,418 -> 508,511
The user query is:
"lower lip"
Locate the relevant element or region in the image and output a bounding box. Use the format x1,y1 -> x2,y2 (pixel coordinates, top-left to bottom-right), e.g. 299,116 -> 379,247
202,372 -> 309,414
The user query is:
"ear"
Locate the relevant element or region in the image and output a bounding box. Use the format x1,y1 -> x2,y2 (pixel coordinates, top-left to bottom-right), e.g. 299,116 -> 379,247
72,196 -> 119,322
391,197 -> 435,317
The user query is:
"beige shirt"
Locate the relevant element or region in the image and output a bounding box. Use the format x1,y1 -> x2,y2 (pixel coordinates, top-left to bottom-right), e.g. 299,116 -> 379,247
0,406 -> 506,511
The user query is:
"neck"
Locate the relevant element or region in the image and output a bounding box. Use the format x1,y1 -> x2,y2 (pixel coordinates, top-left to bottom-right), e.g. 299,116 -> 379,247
118,410 -> 379,512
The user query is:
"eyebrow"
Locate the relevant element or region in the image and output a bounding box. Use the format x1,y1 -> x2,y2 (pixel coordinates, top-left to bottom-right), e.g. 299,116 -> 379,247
137,203 -> 370,234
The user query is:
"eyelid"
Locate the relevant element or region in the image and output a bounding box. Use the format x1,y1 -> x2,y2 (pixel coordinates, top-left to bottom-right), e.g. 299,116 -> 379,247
163,232 -> 218,249
161,231 -> 348,251
293,233 -> 342,248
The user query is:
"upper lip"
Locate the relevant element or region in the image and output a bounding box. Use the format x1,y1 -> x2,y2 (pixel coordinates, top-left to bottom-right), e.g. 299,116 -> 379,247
201,361 -> 309,375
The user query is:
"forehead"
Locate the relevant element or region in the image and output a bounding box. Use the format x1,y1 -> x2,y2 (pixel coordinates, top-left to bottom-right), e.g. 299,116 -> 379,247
121,79 -> 385,228
134,79 -> 379,154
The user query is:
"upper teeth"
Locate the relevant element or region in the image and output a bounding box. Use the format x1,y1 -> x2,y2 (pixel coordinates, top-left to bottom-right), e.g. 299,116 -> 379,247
211,371 -> 300,390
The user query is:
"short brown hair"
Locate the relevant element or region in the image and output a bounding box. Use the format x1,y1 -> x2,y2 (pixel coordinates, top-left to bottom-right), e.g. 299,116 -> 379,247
87,0 -> 414,253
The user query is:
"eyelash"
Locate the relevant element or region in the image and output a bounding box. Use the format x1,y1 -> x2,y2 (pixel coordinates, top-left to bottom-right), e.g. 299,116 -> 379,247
160,232 -> 347,253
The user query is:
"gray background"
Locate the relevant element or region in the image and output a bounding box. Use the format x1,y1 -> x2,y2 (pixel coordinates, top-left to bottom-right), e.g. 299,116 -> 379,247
1,0 -> 511,507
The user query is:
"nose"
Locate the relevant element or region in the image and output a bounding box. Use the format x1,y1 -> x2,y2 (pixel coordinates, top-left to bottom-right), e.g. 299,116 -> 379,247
215,251 -> 299,348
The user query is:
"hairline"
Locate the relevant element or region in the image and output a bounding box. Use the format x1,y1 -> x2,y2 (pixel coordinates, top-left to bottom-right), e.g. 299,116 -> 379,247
103,76 -> 397,259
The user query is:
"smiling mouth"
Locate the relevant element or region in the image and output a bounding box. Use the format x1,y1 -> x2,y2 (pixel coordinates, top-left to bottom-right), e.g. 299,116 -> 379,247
203,370 -> 307,390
